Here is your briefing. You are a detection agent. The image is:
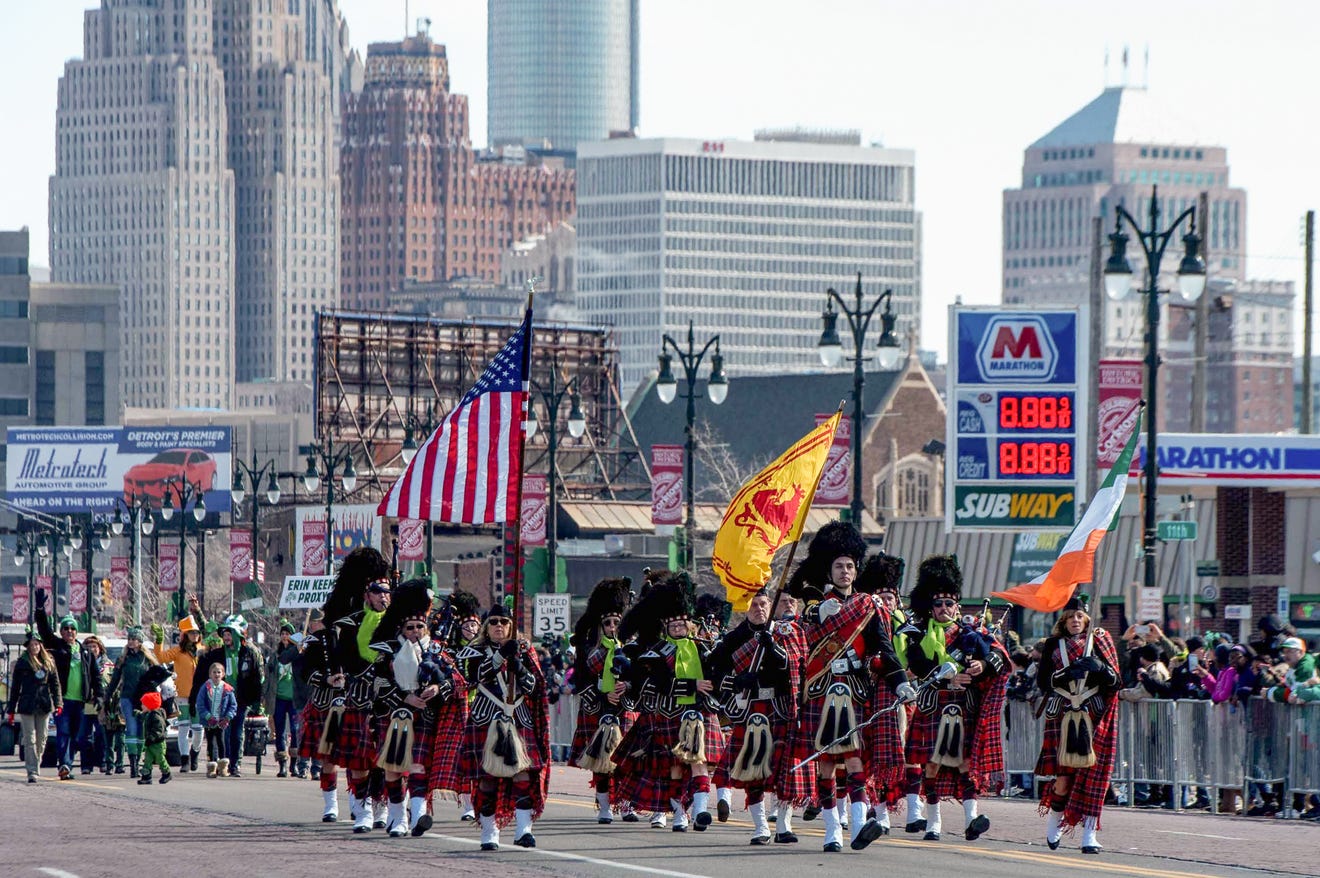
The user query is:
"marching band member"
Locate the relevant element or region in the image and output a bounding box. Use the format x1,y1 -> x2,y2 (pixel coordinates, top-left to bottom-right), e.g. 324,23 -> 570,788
707,586 -> 811,845
858,552 -> 911,836
296,547 -> 389,824
904,555 -> 1010,844
455,602 -> 551,851
568,577 -> 637,825
787,522 -> 915,853
612,573 -> 726,834
1034,594 -> 1121,855
370,580 -> 468,838
768,589 -> 811,843
694,592 -> 735,822
438,590 -> 483,822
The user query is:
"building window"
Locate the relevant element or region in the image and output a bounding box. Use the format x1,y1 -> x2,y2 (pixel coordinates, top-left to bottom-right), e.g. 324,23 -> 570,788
85,351 -> 105,425
896,464 -> 932,517
35,349 -> 55,425
0,345 -> 28,364
0,397 -> 28,416
0,299 -> 27,318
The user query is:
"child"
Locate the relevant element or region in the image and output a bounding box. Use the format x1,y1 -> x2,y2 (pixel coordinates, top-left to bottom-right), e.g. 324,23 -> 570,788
196,662 -> 238,779
137,692 -> 171,784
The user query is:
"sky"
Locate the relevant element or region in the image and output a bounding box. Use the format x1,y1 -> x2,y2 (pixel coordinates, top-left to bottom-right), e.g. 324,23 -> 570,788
2,0 -> 1317,359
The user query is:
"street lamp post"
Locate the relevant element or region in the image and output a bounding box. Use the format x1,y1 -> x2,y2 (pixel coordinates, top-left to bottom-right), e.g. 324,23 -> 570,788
1103,184 -> 1206,595
160,478 -> 207,621
524,356 -> 588,593
231,455 -> 281,612
12,530 -> 50,626
656,321 -> 729,573
817,273 -> 904,526
113,493 -> 154,626
302,441 -> 357,574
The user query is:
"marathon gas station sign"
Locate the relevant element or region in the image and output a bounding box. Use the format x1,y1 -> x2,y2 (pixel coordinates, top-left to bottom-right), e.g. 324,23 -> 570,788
946,307 -> 1090,532
1137,434 -> 1320,488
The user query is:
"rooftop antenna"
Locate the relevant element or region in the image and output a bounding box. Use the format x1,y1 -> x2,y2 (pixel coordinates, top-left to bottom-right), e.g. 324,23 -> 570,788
1143,44 -> 1150,89
1121,44 -> 1130,87
1103,46 -> 1110,89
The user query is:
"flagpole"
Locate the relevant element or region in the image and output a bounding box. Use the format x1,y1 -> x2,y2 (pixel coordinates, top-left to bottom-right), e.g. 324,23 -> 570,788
511,284 -> 536,635
766,400 -> 846,614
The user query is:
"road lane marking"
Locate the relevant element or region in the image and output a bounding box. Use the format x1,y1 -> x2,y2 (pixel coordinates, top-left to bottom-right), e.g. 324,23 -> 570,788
427,832 -> 713,878
37,869 -> 83,878
1152,829 -> 1245,840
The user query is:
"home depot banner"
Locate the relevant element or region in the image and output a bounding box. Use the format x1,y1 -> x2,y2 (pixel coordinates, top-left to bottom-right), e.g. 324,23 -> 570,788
158,542 -> 180,592
520,475 -> 547,547
651,445 -> 683,527
813,413 -> 852,506
397,519 -> 426,563
12,583 -> 29,622
230,530 -> 252,584
110,555 -> 130,600
1097,359 -> 1142,471
69,569 -> 88,614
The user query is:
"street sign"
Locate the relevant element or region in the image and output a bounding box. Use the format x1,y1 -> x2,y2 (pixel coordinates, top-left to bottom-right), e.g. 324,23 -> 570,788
533,593 -> 571,640
1224,604 -> 1253,620
1277,588 -> 1291,617
947,306 -> 1089,532
1157,520 -> 1198,541
1196,560 -> 1220,577
1137,586 -> 1163,622
1199,583 -> 1219,602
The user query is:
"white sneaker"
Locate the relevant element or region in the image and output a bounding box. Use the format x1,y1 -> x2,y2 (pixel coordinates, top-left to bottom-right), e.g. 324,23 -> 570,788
350,795 -> 372,833
749,801 -> 771,844
479,814 -> 500,851
322,789 -> 339,823
1080,816 -> 1102,853
1046,807 -> 1063,849
514,808 -> 536,848
387,800 -> 407,837
924,801 -> 942,840
408,796 -> 432,836
596,791 -> 613,824
650,812 -> 667,829
822,807 -> 843,850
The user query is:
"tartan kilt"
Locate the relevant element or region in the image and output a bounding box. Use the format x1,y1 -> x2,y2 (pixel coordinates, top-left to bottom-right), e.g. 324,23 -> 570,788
373,708 -> 438,772
771,722 -> 816,806
722,707 -> 786,792
868,687 -> 909,794
799,688 -> 871,763
459,717 -> 547,780
907,685 -> 1007,800
612,711 -> 725,814
428,698 -> 470,799
1037,695 -> 1119,829
297,702 -> 327,762
328,706 -> 377,772
568,707 -> 638,768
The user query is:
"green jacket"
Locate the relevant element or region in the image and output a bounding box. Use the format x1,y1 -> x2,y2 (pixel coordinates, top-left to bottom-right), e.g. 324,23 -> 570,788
139,706 -> 167,745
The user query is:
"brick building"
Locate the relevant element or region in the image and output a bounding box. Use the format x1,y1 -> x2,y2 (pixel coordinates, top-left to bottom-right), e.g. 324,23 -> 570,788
340,30 -> 575,311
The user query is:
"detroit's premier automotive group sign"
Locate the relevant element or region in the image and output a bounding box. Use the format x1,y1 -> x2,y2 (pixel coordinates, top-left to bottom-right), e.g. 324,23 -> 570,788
5,426 -> 233,514
946,307 -> 1090,532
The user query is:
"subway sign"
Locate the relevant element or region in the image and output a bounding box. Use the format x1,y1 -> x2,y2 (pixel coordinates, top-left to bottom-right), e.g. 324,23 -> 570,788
947,307 -> 1090,532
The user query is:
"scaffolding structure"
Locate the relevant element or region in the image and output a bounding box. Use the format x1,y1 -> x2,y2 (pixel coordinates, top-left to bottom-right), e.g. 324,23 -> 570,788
314,309 -> 649,507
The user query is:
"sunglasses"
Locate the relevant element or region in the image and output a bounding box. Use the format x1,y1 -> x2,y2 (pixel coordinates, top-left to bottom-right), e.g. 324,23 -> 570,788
932,599 -> 960,609
487,619 -> 511,626
403,622 -> 427,631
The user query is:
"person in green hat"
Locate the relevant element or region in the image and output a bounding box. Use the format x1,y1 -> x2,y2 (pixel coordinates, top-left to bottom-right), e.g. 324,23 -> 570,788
32,589 -> 105,779
106,626 -> 161,778
194,615 -> 264,776
264,618 -> 302,777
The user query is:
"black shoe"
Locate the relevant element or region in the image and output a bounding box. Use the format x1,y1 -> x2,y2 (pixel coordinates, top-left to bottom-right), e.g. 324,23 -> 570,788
964,815 -> 990,841
353,825 -> 371,835
311,766 -> 321,781
598,816 -> 613,825
850,818 -> 886,850
160,771 -> 172,785
905,819 -> 927,833
81,768 -> 93,775
823,842 -> 842,853
480,843 -> 499,852
514,833 -> 536,848
923,831 -> 941,841
323,813 -> 337,824
672,824 -> 688,833
229,768 -> 241,778
178,762 -> 188,774
137,776 -> 152,785
693,811 -> 712,831
1048,838 -> 1060,851
190,752 -> 200,772
373,819 -> 386,830
718,800 -> 731,822
278,767 -> 288,778
621,813 -> 639,823
27,776 -> 37,784
802,805 -> 821,821
58,764 -> 71,780
1082,845 -> 1101,855
750,834 -> 771,845
115,766 -> 126,775
460,813 -> 476,822
774,831 -> 799,844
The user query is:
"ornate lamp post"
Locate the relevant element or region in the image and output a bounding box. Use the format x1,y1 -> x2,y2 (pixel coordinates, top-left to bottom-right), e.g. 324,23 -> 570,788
160,478 -> 207,620
525,356 -> 587,592
231,455 -> 281,608
302,441 -> 357,572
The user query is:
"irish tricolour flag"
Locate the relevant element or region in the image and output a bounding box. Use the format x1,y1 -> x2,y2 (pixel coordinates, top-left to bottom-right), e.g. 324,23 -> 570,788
991,410 -> 1142,613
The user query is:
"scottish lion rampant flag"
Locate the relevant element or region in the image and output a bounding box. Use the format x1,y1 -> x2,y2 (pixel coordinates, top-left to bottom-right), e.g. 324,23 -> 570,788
992,409 -> 1142,613
378,309 -> 531,523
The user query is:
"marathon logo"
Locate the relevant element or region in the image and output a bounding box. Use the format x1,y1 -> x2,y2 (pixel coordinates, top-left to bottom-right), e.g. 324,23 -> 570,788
1155,444 -> 1280,471
974,316 -> 1059,383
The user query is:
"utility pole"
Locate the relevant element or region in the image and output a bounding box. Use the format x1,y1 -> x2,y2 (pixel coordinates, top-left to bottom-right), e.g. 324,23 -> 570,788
1088,216 -> 1103,502
1303,210 -> 1315,434
1191,191 -> 1210,432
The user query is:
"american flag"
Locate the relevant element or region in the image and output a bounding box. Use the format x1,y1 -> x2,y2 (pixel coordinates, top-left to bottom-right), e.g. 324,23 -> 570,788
378,309 -> 531,523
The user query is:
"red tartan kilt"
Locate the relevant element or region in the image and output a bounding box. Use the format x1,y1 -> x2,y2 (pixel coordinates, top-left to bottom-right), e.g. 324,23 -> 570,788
721,709 -> 783,789
868,688 -> 907,788
905,700 -> 948,766
568,708 -> 637,767
799,690 -> 870,762
373,710 -> 438,771
612,711 -> 725,813
772,729 -> 817,805
429,701 -> 470,797
297,703 -> 327,762
458,717 -> 546,778
328,707 -> 377,772
1035,712 -> 1066,777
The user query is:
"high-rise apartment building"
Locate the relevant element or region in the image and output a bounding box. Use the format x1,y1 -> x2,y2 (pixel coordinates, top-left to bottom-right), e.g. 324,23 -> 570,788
340,31 -> 575,311
50,0 -> 358,410
1003,85 -> 1292,432
577,134 -> 921,397
488,0 -> 638,152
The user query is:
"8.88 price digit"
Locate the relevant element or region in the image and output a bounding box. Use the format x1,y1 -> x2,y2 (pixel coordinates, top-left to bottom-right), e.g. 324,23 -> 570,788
998,440 -> 1073,476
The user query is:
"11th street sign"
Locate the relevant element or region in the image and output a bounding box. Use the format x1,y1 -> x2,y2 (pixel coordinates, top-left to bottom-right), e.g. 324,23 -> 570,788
1157,520 -> 1198,542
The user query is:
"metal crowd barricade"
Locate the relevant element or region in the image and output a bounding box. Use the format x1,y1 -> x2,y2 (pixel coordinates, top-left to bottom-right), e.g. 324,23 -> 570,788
1202,701 -> 1248,813
1001,698 -> 1044,790
1285,703 -> 1320,810
550,695 -> 580,762
1244,697 -> 1291,812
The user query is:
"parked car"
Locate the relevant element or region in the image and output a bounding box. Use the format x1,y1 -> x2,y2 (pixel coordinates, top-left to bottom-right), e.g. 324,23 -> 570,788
122,449 -> 216,504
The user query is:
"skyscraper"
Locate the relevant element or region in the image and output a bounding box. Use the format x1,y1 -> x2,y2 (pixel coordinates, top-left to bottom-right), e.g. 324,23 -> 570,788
578,133 -> 921,397
1002,84 -> 1292,432
340,29 -> 575,311
50,0 -> 358,410
487,0 -> 638,152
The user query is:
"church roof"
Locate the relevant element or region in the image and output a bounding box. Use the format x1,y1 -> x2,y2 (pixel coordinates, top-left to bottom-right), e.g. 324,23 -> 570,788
1030,86 -> 1210,149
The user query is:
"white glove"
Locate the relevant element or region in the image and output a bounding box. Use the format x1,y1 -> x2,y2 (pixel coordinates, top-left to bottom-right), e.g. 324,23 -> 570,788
895,681 -> 917,703
817,598 -> 841,621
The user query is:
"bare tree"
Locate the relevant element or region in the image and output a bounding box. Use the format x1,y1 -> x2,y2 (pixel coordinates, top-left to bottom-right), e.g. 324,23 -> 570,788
690,418 -> 768,508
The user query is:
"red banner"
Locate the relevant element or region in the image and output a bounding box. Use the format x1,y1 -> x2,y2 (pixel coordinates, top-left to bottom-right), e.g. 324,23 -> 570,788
651,445 -> 684,527
69,569 -> 88,614
397,519 -> 426,562
110,556 -> 130,601
36,574 -> 53,594
1097,359 -> 1143,472
230,530 -> 252,584
158,542 -> 180,592
520,475 -> 548,547
813,414 -> 852,506
301,519 -> 328,575
11,583 -> 29,623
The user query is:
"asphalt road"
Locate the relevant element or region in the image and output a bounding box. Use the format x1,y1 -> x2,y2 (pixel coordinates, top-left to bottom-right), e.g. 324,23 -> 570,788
1,755 -> 1313,878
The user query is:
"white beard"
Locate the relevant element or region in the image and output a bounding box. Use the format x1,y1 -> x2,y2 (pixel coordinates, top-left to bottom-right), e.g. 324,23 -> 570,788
394,637 -> 423,692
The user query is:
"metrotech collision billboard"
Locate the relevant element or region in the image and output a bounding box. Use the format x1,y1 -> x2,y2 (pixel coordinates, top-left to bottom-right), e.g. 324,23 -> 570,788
5,426 -> 233,514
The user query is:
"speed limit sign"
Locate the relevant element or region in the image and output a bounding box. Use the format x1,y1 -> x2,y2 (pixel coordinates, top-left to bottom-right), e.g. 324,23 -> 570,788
534,593 -> 571,639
